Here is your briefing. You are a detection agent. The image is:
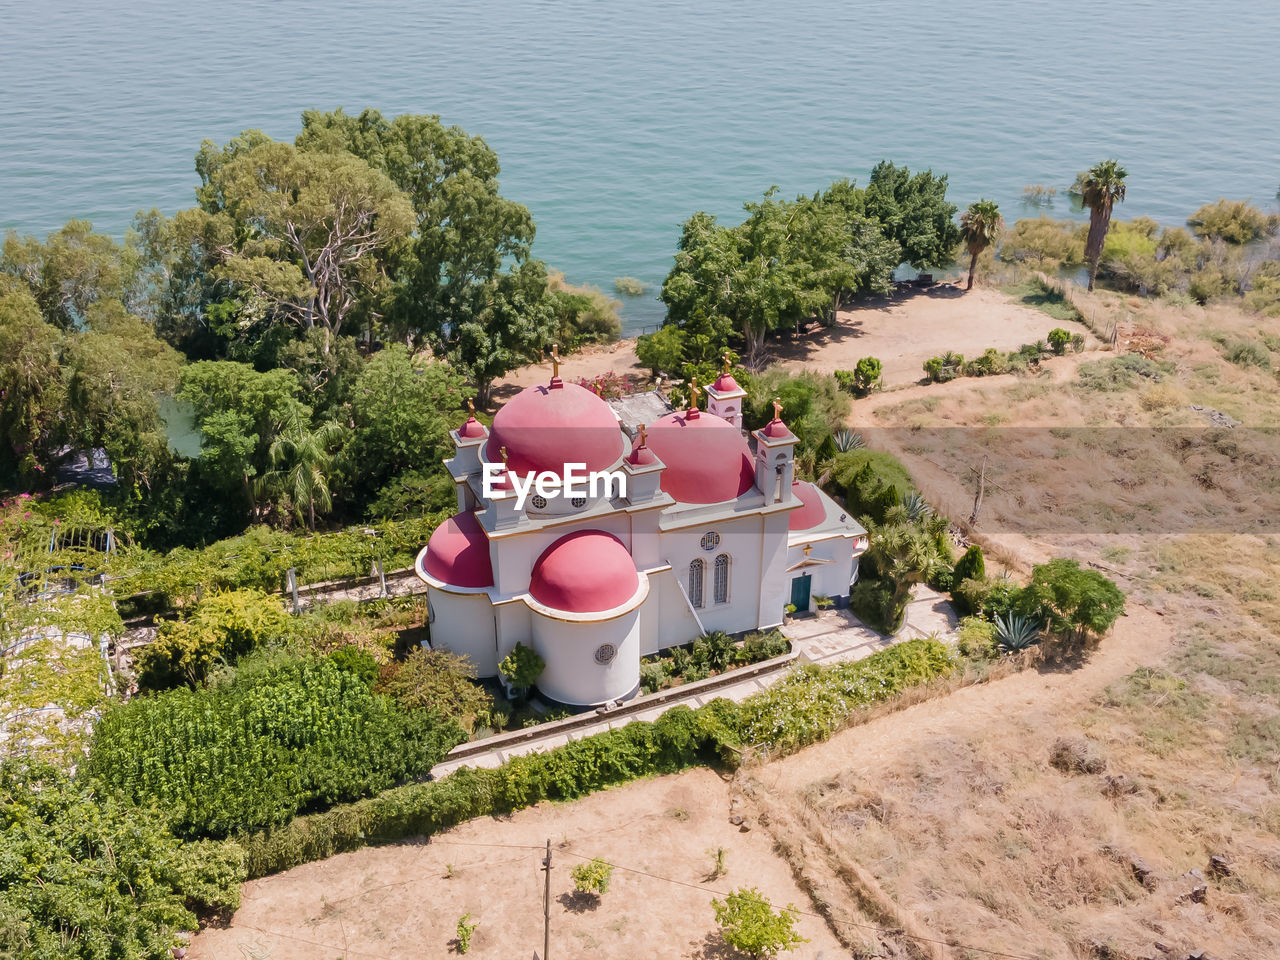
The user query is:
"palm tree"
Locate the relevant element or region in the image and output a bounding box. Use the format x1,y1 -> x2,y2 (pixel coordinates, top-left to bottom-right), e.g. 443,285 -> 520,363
1074,160 -> 1128,291
959,200 -> 1004,291
861,506 -> 945,629
262,411 -> 347,530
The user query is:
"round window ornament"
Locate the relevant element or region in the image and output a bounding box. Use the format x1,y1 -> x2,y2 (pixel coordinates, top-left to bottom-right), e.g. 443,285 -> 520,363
530,494 -> 548,510
700,531 -> 721,551
594,643 -> 617,665
571,496 -> 587,508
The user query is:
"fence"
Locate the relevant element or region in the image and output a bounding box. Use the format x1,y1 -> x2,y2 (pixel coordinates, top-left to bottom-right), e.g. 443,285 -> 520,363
1032,271 -> 1119,347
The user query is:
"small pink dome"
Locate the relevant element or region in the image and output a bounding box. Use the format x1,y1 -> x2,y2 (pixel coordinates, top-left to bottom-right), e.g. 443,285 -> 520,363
457,416 -> 487,440
530,530 -> 639,613
789,481 -> 828,531
626,438 -> 658,466
486,381 -> 623,477
712,371 -> 741,393
645,409 -> 755,504
761,417 -> 793,439
422,511 -> 493,588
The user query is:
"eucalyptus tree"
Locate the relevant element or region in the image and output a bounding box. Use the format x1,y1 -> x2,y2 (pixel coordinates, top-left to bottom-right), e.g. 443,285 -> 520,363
1074,160 -> 1129,290
959,200 -> 1004,290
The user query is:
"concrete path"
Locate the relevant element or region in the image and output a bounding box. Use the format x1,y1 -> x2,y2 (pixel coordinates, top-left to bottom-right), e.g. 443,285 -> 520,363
429,590 -> 958,778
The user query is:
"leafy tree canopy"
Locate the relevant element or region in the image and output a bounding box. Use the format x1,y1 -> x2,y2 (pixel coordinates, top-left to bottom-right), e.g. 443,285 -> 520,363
863,161 -> 961,270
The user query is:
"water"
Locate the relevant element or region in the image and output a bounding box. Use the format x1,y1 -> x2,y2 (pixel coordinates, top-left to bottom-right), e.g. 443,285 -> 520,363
2,0 -> 1278,335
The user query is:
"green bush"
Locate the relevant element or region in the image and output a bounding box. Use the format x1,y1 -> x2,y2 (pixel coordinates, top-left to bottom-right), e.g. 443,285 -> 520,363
1222,338 -> 1271,370
88,654 -> 465,838
327,645 -> 380,687
951,544 -> 986,589
830,451 -> 916,524
833,369 -> 857,394
953,575 -> 1022,620
923,351 -> 964,382
1016,558 -> 1125,644
135,589 -> 293,691
1076,354 -> 1170,392
498,642 -> 545,695
853,356 -> 882,394
376,646 -> 494,734
0,761 -> 245,960
571,858 -> 614,895
1048,328 -> 1072,355
1187,199 -> 1276,245
964,348 -> 1010,377
240,639 -> 954,878
956,616 -> 998,660
635,325 -> 686,376
712,887 -> 807,958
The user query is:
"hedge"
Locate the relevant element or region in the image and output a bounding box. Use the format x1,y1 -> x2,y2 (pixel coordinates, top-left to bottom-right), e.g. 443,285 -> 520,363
240,638 -> 954,877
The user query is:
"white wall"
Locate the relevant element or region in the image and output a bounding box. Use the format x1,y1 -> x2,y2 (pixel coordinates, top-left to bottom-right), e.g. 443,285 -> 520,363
427,587 -> 499,675
531,608 -> 641,706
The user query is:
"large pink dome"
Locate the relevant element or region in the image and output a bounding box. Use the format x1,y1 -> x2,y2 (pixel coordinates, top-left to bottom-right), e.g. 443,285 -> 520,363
788,480 -> 828,531
485,380 -> 624,477
419,511 -> 493,588
644,409 -> 755,504
529,530 -> 638,613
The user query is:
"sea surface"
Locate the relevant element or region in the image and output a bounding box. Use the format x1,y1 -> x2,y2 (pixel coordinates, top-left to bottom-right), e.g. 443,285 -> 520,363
2,0 -> 1278,334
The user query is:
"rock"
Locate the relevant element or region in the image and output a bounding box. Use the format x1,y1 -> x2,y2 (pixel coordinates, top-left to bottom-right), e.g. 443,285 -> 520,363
1185,951 -> 1218,960
738,819 -> 752,832
1207,854 -> 1230,878
1189,884 -> 1208,904
728,813 -> 744,826
1103,774 -> 1139,798
1050,737 -> 1106,775
1128,856 -> 1157,890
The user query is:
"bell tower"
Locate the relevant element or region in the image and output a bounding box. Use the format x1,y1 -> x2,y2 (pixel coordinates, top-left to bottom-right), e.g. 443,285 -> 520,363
752,397 -> 797,503
704,355 -> 748,430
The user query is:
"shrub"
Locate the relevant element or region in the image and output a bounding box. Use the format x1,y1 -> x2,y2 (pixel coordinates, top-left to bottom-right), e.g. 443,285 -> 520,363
951,544 -> 986,589
832,428 -> 864,452
923,351 -> 964,382
964,348 -> 1010,377
712,887 -> 807,958
1187,199 -> 1275,244
1223,338 -> 1271,370
376,647 -> 494,733
571,858 -> 614,896
1048,328 -> 1072,355
548,271 -> 622,344
455,912 -> 478,953
1076,354 -> 1169,392
635,325 -> 686,376
956,616 -> 997,660
1001,217 -> 1084,266
833,369 -> 857,394
0,761 -> 245,960
328,645 -> 380,687
614,276 -> 649,297
1017,559 -> 1125,644
1139,382 -> 1185,412
498,643 -> 545,696
740,629 -> 789,662
853,356 -> 883,394
136,589 -> 293,691
88,654 -> 465,838
639,660 -> 669,694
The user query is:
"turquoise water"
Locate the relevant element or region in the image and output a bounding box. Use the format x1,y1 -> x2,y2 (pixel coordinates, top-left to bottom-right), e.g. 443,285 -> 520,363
2,0 -> 1278,334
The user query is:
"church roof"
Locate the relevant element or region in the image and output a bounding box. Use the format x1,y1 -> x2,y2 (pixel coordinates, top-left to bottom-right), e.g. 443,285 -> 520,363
419,511 -> 493,588
788,480 -> 828,531
485,379 -> 624,478
530,530 -> 639,614
644,408 -> 755,504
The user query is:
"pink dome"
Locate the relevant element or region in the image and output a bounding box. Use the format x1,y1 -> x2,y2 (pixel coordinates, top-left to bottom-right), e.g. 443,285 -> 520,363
645,409 -> 755,504
712,371 -> 741,393
627,440 -> 658,466
530,530 -> 639,613
486,380 -> 623,477
761,417 -> 793,439
789,481 -> 828,531
457,416 -> 487,440
422,511 -> 493,588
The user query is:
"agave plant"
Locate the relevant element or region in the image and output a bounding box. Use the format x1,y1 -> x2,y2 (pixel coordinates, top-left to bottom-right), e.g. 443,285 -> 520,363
902,491 -> 932,522
995,612 -> 1041,653
833,429 -> 865,452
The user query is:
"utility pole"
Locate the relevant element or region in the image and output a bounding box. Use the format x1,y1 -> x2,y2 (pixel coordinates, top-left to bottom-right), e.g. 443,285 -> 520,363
541,838 -> 552,960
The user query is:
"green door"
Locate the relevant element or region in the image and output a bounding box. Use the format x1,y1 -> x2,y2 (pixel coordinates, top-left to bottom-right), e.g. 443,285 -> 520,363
790,574 -> 811,612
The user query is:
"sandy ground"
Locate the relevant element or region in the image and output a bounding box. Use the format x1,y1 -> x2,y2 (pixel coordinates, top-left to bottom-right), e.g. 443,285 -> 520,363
192,769 -> 843,960
491,284 -> 1091,399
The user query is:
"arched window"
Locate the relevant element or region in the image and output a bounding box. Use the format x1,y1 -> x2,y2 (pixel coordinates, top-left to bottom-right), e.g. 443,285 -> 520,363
713,553 -> 730,604
688,558 -> 705,608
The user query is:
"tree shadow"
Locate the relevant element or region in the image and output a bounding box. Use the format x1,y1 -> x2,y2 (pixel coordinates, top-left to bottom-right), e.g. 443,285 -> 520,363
557,890 -> 600,914
690,931 -> 751,959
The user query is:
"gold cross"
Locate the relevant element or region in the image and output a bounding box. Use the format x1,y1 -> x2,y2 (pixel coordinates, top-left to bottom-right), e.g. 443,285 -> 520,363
637,424 -> 647,447
550,343 -> 561,379
499,445 -> 509,466
722,353 -> 732,375
467,398 -> 475,416
772,396 -> 783,421
689,376 -> 699,411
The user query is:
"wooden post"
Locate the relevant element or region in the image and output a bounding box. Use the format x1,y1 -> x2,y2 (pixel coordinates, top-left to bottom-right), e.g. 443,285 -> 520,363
542,838 -> 552,960
286,567 -> 300,614
968,457 -> 987,527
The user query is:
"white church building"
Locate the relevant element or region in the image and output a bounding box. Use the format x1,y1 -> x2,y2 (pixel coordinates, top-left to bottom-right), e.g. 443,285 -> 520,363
414,360 -> 868,708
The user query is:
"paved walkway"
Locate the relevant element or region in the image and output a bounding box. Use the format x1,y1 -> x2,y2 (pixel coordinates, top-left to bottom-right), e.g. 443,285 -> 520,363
429,588 -> 958,778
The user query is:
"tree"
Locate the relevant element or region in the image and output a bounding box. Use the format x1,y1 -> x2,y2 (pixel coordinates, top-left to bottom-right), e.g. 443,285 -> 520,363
852,356 -> 882,395
376,647 -> 493,734
711,887 -> 807,958
295,109 -> 554,388
497,642 -> 545,698
570,858 -> 614,897
262,408 -> 347,530
197,136 -> 415,352
341,344 -> 467,512
635,324 -> 687,376
959,200 -> 1004,290
863,161 -> 961,270
0,290 -> 67,485
1073,160 -> 1129,291
860,509 -> 945,629
1017,558 -> 1126,643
